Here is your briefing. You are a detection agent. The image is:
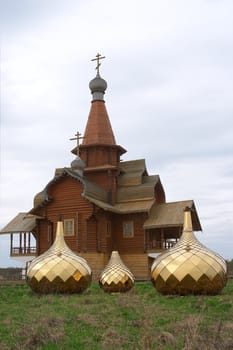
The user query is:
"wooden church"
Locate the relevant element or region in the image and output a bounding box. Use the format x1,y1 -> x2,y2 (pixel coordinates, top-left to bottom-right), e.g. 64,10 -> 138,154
1,55 -> 202,280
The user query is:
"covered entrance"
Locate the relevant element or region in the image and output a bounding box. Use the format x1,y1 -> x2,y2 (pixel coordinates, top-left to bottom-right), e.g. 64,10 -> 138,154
0,213 -> 39,257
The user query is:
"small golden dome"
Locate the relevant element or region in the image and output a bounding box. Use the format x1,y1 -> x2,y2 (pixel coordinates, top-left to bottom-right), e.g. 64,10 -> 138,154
27,219 -> 92,293
151,207 -> 227,295
99,251 -> 134,293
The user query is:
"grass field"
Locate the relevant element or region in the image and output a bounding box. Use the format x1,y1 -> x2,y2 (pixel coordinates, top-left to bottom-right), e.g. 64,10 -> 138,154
0,280 -> 232,350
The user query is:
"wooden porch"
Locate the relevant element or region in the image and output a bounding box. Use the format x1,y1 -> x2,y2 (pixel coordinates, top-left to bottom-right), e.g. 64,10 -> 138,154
10,232 -> 37,257
144,226 -> 182,253
0,213 -> 39,258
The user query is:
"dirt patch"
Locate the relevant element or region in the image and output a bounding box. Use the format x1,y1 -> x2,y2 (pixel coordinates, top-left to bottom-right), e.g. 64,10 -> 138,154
174,314 -> 233,350
13,316 -> 64,350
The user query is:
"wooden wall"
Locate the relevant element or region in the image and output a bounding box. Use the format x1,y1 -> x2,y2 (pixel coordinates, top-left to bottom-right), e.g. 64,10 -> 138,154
112,212 -> 147,253
34,175 -> 152,280
79,252 -> 150,281
36,176 -> 93,254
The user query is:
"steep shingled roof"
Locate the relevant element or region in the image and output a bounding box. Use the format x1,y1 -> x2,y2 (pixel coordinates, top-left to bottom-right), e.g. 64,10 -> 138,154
82,101 -> 116,145
0,213 -> 40,234
143,200 -> 202,231
32,158 -> 158,214
33,168 -> 108,210
118,159 -> 148,186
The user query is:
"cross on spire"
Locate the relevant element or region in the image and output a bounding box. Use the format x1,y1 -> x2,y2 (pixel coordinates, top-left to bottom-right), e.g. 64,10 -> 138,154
91,53 -> 105,75
70,131 -> 84,156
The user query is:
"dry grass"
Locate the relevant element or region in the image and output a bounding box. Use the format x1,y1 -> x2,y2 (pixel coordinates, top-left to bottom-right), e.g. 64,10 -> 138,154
0,281 -> 232,349
17,317 -> 64,350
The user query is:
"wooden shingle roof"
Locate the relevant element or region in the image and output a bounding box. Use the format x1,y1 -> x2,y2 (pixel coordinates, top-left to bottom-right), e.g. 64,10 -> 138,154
82,101 -> 116,145
118,159 -> 148,186
143,200 -> 202,231
116,176 -> 159,203
32,158 -> 159,214
84,196 -> 154,214
0,213 -> 40,234
33,168 -> 108,209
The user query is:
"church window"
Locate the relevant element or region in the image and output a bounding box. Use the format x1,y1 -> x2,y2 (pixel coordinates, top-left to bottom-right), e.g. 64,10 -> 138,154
123,221 -> 134,238
64,219 -> 75,236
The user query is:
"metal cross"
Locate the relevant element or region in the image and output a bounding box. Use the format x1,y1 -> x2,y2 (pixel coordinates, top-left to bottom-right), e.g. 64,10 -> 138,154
91,53 -> 105,75
70,131 -> 84,156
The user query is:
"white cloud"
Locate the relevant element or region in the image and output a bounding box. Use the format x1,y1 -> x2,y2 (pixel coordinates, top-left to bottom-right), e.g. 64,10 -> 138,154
1,0 -> 233,266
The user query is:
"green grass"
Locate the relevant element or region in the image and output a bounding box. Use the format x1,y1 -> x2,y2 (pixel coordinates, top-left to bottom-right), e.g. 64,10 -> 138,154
0,280 -> 233,349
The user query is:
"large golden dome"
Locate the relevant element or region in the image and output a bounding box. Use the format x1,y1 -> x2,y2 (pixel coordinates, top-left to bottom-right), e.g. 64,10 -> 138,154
99,251 -> 134,293
151,207 -> 227,295
27,219 -> 92,293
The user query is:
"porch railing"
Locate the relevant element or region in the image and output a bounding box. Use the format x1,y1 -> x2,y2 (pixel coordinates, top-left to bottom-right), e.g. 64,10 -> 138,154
146,239 -> 178,251
10,247 -> 37,256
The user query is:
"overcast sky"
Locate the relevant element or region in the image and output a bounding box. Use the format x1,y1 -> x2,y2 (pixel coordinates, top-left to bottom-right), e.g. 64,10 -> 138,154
0,0 -> 233,267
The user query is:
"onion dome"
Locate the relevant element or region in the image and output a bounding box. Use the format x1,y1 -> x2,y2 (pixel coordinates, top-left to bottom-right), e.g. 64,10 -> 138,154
27,219 -> 92,293
151,207 -> 227,295
70,155 -> 86,176
89,73 -> 107,101
99,251 -> 134,293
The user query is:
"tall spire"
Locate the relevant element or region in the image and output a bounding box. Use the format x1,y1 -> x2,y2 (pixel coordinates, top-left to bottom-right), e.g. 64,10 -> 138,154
82,53 -> 116,146
76,54 -> 126,200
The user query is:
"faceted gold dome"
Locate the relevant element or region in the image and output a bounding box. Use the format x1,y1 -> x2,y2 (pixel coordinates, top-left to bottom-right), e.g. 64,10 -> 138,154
99,251 -> 134,293
151,207 -> 227,295
27,220 -> 92,293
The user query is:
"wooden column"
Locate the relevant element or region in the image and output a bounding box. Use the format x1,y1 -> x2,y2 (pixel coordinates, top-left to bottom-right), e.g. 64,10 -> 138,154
28,232 -> 31,253
24,233 -> 26,254
19,233 -> 22,254
161,228 -> 164,249
10,234 -> 13,255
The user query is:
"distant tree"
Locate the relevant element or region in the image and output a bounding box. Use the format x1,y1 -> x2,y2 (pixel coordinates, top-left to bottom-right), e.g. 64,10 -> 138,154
227,259 -> 233,276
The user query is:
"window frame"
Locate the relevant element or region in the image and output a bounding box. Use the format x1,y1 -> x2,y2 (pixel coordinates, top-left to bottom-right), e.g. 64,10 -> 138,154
64,219 -> 75,236
123,221 -> 134,238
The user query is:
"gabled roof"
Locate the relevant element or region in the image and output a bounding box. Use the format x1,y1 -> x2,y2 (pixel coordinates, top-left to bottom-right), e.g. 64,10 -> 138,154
143,200 -> 202,231
116,175 -> 159,203
118,159 -> 148,186
29,160 -> 201,227
33,167 -> 108,209
32,158 -> 159,215
84,196 -> 154,214
31,159 -> 159,213
0,213 -> 40,234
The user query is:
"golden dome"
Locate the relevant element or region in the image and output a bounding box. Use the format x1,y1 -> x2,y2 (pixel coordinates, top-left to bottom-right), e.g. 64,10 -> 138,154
99,251 -> 134,293
151,207 -> 227,295
27,219 -> 92,293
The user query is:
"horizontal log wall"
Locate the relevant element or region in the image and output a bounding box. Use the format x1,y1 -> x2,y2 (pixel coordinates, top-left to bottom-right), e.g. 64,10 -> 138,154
37,176 -> 93,254
79,252 -> 150,281
120,253 -> 150,280
112,213 -> 147,253
78,252 -> 109,281
38,220 -> 50,254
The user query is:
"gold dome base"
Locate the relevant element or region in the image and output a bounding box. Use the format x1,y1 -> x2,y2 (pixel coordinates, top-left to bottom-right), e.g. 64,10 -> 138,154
99,279 -> 134,294
27,220 -> 92,294
152,273 -> 227,295
99,251 -> 134,293
28,275 -> 91,294
151,208 -> 227,295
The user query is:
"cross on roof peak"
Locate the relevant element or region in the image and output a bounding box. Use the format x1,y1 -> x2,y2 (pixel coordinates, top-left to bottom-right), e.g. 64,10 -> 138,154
91,53 -> 105,75
70,131 -> 84,156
